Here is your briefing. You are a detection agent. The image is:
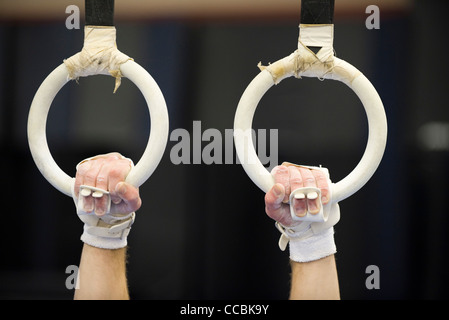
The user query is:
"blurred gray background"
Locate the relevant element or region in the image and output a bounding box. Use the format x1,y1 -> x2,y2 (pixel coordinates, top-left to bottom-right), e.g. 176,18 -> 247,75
0,0 -> 448,299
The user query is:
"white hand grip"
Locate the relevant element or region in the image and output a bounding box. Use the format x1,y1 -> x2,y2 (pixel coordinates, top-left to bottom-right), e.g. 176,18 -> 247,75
233,56 -> 387,203
289,187 -> 326,222
27,60 -> 169,197
77,185 -> 111,215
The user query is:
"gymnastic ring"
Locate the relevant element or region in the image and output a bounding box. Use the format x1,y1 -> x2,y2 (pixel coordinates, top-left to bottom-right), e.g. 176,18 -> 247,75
233,56 -> 387,203
27,60 -> 169,197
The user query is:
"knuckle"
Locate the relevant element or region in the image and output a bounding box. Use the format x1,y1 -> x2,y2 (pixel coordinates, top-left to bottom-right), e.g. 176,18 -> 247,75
274,166 -> 288,176
96,175 -> 106,184
104,152 -> 121,161
315,174 -> 327,184
118,160 -> 132,171
289,177 -> 303,185
277,165 -> 288,172
313,171 -> 325,180
77,162 -> 90,174
108,166 -> 123,178
84,171 -> 98,182
304,177 -> 315,184
108,152 -> 122,158
312,170 -> 328,184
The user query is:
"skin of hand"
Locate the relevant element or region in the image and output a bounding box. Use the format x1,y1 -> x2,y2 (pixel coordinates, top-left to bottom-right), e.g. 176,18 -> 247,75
74,152 -> 142,216
264,162 -> 330,227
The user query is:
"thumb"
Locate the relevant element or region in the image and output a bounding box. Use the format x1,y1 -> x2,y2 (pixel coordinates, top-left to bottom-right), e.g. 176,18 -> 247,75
115,182 -> 142,211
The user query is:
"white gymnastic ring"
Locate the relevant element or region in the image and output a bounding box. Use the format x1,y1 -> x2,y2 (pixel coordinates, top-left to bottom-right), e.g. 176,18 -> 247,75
233,57 -> 387,203
27,60 -> 169,197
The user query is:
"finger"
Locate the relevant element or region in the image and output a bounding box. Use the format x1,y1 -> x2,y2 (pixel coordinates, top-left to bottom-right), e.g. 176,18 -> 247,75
288,166 -> 307,217
265,183 -> 285,217
82,160 -> 102,186
74,161 -> 92,199
108,161 -> 132,205
80,161 -> 103,213
113,182 -> 141,213
298,168 -> 320,215
291,194 -> 307,217
265,183 -> 293,226
92,164 -> 111,216
312,169 -> 330,205
271,165 -> 290,203
288,166 -> 304,191
93,190 -> 109,216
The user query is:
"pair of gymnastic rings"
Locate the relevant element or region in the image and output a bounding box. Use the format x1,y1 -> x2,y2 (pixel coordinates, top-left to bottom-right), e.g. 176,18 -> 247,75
27,23 -> 387,221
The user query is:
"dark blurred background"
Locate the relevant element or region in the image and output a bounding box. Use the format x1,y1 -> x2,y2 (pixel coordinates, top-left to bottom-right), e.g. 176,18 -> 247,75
0,0 -> 448,299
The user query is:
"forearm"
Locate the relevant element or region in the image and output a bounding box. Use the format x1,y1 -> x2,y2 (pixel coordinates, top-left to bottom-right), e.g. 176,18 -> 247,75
289,254 -> 340,300
74,244 -> 129,300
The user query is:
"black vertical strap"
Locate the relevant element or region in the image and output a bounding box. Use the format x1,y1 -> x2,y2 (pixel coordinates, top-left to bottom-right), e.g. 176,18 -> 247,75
301,0 -> 335,24
85,0 -> 115,26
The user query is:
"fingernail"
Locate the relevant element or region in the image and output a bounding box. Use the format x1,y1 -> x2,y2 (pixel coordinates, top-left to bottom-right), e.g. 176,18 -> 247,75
83,203 -> 93,213
294,199 -> 307,217
112,198 -> 122,205
308,202 -> 320,215
116,182 -> 127,195
273,184 -> 283,197
296,208 -> 306,217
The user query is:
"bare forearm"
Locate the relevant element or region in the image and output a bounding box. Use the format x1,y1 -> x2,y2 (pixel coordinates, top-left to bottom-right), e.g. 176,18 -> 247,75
74,244 -> 129,300
289,255 -> 340,300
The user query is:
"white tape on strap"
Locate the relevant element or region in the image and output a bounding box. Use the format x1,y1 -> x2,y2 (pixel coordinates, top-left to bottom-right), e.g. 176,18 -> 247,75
64,26 -> 131,93
298,24 -> 334,63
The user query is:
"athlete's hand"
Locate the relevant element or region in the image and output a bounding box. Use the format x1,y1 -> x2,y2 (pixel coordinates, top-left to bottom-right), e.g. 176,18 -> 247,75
264,163 -> 330,227
74,152 -> 141,216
